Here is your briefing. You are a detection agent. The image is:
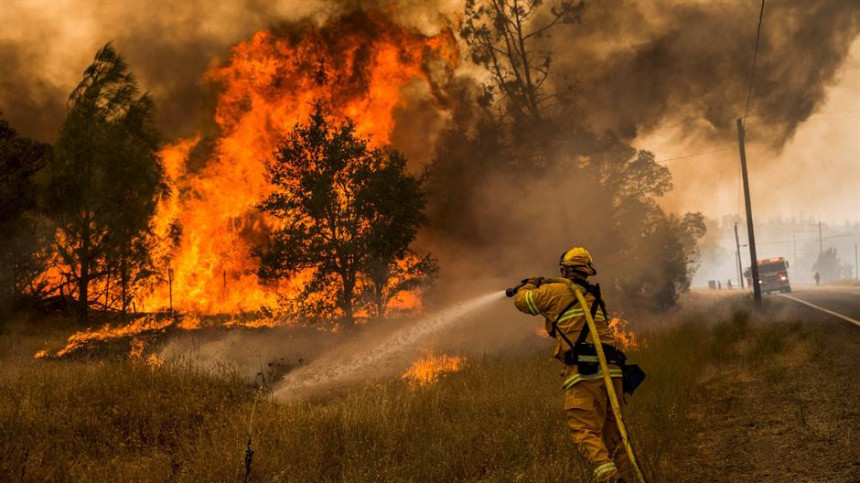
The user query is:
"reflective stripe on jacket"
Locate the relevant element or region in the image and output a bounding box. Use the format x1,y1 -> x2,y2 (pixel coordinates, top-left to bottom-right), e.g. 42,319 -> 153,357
514,279 -> 621,384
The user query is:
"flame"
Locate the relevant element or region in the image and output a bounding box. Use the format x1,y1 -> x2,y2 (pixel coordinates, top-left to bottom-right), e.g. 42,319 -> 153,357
32,12 -> 457,362
609,317 -> 639,350
36,312 -> 305,359
129,338 -> 146,359
400,352 -> 465,388
139,13 -> 456,317
33,12 -> 456,322
146,353 -> 164,367
177,315 -> 202,330
36,316 -> 175,359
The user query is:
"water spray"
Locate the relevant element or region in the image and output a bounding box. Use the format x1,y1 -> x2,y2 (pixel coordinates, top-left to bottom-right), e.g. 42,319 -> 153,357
273,291 -> 506,400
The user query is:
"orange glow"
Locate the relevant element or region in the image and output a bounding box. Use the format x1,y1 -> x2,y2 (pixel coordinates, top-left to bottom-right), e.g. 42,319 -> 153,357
137,13 -> 456,317
146,353 -> 164,367
387,289 -> 422,313
37,316 -> 174,359
609,317 -> 639,350
400,352 -> 465,388
177,315 -> 202,330
129,338 -> 146,359
32,13 -> 456,362
34,313 -> 293,359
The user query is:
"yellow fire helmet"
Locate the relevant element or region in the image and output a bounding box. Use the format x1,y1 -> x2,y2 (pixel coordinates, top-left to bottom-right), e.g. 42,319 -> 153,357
559,246 -> 597,276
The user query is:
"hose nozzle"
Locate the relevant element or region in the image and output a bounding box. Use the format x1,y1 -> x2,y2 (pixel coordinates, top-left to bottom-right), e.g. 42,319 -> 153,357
505,279 -> 529,298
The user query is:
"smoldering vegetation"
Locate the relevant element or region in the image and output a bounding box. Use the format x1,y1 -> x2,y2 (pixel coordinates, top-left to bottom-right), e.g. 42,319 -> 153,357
155,287 -> 529,400
0,1 -> 856,344
3,295 -> 856,481
1,2 -> 858,480
1,0 -> 857,365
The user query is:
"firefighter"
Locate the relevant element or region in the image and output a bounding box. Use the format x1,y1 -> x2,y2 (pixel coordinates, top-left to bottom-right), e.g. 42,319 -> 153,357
513,247 -> 626,482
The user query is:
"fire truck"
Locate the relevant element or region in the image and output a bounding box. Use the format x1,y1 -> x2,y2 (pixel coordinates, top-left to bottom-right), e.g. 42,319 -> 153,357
744,257 -> 791,294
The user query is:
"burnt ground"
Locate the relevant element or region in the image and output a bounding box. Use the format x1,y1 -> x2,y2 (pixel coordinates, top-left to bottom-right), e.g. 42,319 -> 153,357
680,304 -> 860,482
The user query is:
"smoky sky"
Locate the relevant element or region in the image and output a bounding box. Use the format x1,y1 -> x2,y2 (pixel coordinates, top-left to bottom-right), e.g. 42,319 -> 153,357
1,0 -> 856,149
555,0 -> 859,148
0,0 -> 333,141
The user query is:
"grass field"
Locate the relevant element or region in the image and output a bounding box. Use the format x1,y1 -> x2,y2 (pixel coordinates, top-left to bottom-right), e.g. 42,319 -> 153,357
1,295 -> 857,482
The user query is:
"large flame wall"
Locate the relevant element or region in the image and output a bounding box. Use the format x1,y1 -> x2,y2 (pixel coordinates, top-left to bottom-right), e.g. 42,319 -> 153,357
143,14 -> 456,314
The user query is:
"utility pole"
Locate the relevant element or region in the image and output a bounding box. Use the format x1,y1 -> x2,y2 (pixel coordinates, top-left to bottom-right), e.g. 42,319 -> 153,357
734,222 -> 745,289
737,118 -> 761,305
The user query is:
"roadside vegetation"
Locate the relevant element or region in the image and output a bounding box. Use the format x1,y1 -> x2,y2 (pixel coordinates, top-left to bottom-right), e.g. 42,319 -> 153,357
2,295 -> 856,482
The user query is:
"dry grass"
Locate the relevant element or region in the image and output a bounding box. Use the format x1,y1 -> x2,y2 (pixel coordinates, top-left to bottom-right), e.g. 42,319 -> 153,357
1,296 -> 854,482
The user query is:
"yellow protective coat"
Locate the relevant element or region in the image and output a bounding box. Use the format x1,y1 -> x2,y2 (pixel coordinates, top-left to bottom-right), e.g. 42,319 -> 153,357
514,278 -> 625,481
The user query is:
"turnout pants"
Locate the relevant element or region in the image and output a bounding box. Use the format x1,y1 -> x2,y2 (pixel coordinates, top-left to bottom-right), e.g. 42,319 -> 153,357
564,376 -> 626,482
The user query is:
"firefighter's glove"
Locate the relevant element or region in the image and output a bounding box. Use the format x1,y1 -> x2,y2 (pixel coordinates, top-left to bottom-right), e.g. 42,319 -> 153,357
526,276 -> 544,287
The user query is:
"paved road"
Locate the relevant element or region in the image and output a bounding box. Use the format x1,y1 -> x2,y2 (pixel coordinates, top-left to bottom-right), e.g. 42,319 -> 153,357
777,284 -> 860,326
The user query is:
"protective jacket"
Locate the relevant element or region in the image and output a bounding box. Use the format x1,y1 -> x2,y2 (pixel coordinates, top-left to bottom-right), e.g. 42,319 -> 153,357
513,278 -> 622,388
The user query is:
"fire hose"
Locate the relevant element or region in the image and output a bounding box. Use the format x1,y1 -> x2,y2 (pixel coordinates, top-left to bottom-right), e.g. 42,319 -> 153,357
242,388 -> 261,483
508,280 -> 647,483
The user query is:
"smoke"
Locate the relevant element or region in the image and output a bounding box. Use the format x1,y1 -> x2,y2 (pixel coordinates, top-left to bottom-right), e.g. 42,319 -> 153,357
272,290 -> 504,400
2,2 -> 856,308
155,285 -> 543,398
0,0 -> 330,141
0,0 -> 464,142
557,0 -> 858,148
3,1 -> 855,152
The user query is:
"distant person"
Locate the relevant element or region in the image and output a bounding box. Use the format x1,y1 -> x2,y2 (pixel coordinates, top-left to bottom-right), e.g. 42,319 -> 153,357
814,271 -> 821,286
727,279 -> 732,290
718,280 -> 722,290
509,247 -> 642,482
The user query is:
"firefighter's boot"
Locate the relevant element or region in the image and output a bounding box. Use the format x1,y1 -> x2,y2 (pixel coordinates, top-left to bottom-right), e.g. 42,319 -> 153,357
565,378 -> 626,482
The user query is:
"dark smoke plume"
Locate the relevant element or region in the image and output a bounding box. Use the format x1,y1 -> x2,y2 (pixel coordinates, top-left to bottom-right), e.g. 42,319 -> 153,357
553,0 -> 859,147
1,1 -> 856,149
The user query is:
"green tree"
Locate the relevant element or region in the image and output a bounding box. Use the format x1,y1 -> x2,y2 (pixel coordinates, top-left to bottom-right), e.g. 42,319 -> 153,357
0,114 -> 50,310
45,44 -> 166,322
256,105 -> 435,326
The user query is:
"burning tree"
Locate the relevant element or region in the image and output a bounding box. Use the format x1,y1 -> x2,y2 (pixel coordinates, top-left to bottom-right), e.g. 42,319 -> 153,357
257,105 -> 435,326
45,44 -> 166,322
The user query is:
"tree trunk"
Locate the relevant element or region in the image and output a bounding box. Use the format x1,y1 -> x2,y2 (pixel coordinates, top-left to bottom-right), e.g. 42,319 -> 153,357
342,270 -> 355,326
120,255 -> 128,322
78,255 -> 89,324
374,281 -> 385,319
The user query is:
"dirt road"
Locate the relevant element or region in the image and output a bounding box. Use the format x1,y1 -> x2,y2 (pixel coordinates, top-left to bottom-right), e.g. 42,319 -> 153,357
680,296 -> 859,482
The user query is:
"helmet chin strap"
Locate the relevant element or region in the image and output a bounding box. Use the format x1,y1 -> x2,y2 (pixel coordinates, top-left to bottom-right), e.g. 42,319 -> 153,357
561,266 -> 590,279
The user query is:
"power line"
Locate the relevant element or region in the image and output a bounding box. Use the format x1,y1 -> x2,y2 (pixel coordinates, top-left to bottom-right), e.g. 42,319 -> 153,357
743,0 -> 766,119
654,147 -> 733,164
755,233 -> 860,245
